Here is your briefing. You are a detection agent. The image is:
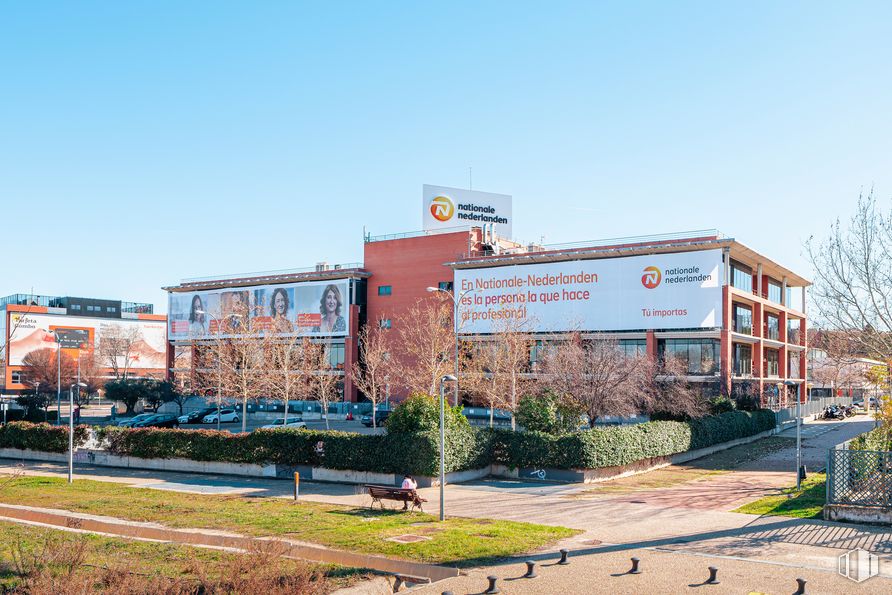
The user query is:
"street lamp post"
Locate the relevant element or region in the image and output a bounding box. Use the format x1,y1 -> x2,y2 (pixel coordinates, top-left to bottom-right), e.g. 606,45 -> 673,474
785,380 -> 803,490
68,381 -> 87,484
195,310 -> 241,431
438,374 -> 456,522
427,286 -> 476,407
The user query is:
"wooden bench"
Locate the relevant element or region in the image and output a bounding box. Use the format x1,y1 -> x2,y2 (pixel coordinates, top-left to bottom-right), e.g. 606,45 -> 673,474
365,484 -> 425,512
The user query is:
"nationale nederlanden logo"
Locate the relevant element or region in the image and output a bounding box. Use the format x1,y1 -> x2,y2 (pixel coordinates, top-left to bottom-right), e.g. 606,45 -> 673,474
641,266 -> 662,289
430,195 -> 455,222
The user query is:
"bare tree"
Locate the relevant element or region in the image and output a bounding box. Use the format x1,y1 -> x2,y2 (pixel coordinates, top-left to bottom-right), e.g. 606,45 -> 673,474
19,348 -> 76,395
540,335 -> 651,427
306,339 -> 341,430
646,355 -> 705,419
392,297 -> 455,396
98,326 -> 141,380
77,351 -> 105,403
266,328 -> 315,426
810,329 -> 869,396
807,190 -> 892,360
218,327 -> 268,433
350,321 -> 393,428
463,315 -> 534,429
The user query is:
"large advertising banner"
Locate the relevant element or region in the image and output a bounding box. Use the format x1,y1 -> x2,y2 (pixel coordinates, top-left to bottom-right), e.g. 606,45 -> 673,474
7,313 -> 168,369
454,249 -> 723,334
168,279 -> 350,340
423,184 -> 513,237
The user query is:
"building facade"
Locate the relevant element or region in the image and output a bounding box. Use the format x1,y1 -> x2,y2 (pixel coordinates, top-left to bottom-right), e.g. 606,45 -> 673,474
1,293 -> 166,394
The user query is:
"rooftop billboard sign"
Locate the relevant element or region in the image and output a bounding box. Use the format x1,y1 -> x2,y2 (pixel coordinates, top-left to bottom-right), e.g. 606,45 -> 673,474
453,249 -> 723,334
423,184 -> 512,237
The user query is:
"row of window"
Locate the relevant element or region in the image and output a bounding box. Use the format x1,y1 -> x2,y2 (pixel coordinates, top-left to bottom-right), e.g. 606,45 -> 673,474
730,260 -> 784,305
732,344 -> 803,378
732,302 -> 802,343
377,281 -> 453,296
69,304 -> 117,313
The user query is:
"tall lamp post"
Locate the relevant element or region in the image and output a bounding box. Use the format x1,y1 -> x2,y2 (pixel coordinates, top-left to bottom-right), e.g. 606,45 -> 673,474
785,380 -> 804,490
426,286 -> 477,406
68,381 -> 87,483
195,310 -> 241,431
438,374 -> 456,522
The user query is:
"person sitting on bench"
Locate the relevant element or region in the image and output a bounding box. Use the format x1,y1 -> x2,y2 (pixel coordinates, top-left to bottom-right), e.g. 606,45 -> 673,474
400,474 -> 425,510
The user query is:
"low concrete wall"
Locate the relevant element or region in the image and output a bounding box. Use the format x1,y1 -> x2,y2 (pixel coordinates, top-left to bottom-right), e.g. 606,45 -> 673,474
825,504 -> 892,525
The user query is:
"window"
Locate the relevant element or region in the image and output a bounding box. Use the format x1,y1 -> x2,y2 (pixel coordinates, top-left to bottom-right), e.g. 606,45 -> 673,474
732,304 -> 752,335
619,339 -> 646,357
377,285 -> 392,296
11,371 -> 22,383
730,261 -> 753,293
764,349 -> 779,377
733,344 -> 752,375
438,281 -> 454,291
106,306 -> 117,313
788,351 -> 801,378
86,305 -> 97,312
765,314 -> 779,341
787,319 -> 801,345
767,280 -> 782,303
658,339 -> 718,375
70,304 -> 81,311
379,319 -> 392,329
326,343 -> 345,369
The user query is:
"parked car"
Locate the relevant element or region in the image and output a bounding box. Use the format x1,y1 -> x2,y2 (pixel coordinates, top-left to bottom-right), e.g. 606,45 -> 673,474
202,408 -> 240,424
116,413 -> 155,428
177,408 -> 217,425
361,409 -> 391,427
259,418 -> 307,430
133,413 -> 180,429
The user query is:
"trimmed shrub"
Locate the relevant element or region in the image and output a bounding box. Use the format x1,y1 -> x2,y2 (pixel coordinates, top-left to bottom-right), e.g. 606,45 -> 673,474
0,421 -> 89,453
489,410 -> 775,470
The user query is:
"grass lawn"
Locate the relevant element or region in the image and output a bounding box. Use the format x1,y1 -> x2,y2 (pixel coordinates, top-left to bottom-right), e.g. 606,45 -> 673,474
732,473 -> 826,519
0,519 -> 361,592
0,476 -> 576,567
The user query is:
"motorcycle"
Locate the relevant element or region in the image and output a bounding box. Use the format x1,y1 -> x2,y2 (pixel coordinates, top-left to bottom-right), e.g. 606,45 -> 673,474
821,405 -> 845,420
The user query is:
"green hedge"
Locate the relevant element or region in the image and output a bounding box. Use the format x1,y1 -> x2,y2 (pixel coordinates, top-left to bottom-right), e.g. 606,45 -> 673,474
489,410 -> 776,470
5,410 -> 776,475
0,422 -> 89,453
851,428 -> 892,452
95,426 -> 467,476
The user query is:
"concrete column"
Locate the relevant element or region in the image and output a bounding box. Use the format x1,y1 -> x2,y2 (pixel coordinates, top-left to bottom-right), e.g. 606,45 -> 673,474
757,264 -> 763,298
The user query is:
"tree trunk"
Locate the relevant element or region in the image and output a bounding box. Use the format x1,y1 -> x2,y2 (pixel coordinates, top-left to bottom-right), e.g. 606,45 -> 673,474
490,406 -> 494,428
372,401 -> 376,429
241,398 -> 247,433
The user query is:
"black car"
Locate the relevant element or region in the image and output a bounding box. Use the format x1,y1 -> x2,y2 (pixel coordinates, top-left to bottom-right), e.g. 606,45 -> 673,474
361,409 -> 391,427
133,413 -> 180,429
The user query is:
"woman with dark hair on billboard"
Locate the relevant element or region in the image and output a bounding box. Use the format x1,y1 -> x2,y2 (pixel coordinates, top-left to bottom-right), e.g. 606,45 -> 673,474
188,295 -> 207,335
312,284 -> 346,334
269,287 -> 293,331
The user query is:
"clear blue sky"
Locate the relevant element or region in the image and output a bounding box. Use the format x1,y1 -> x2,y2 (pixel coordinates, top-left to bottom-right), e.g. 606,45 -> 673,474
2,2 -> 890,313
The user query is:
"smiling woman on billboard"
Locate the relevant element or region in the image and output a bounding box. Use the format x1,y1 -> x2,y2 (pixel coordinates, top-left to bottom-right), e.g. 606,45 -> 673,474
312,284 -> 346,334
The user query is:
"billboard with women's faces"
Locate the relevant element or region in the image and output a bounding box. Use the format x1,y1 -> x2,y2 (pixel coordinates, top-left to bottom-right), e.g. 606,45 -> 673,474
167,279 -> 350,340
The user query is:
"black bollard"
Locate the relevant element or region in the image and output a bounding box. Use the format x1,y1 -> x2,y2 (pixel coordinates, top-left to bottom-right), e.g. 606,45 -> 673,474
629,557 -> 641,574
705,566 -> 719,585
524,560 -> 538,579
558,548 -> 570,565
442,592 -> 454,595
794,578 -> 807,595
484,575 -> 500,594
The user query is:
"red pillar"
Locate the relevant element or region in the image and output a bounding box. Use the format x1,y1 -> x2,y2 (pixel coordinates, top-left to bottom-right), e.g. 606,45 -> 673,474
645,330 -> 657,359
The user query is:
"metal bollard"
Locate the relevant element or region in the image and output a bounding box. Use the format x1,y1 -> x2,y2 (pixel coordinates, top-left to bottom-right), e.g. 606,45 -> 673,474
558,548 -> 570,565
524,560 -> 538,578
293,471 -> 300,501
794,578 -> 807,595
484,575 -> 500,594
629,557 -> 641,574
705,566 -> 719,585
